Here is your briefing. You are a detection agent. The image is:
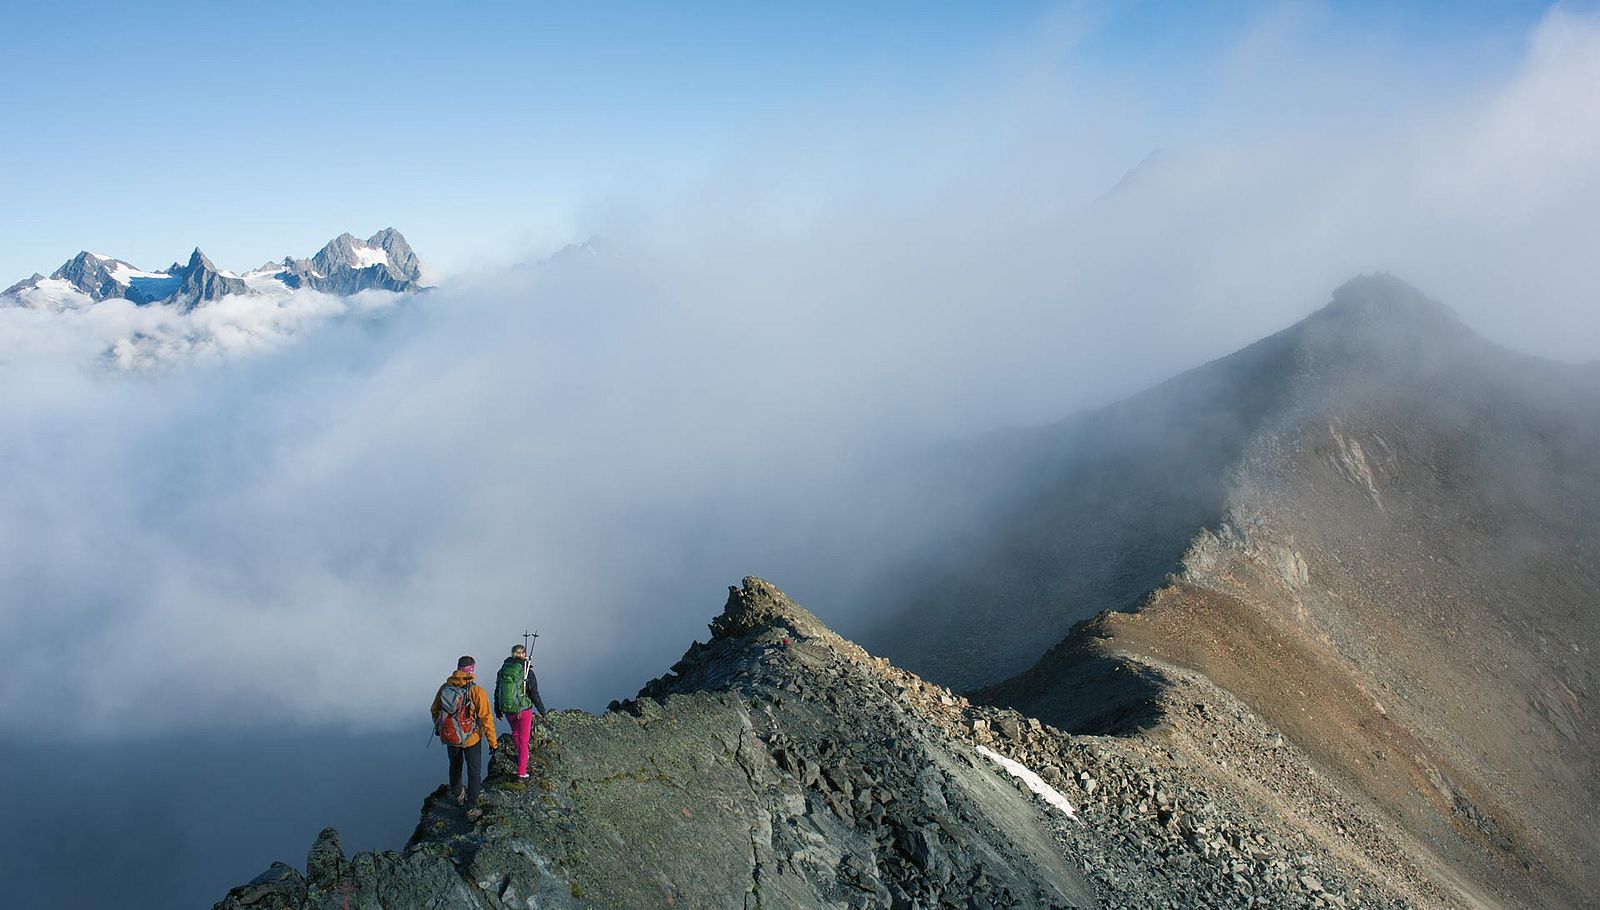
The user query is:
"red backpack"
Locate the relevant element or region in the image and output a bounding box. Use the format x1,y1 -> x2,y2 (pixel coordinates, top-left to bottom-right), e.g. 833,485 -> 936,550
435,683 -> 478,745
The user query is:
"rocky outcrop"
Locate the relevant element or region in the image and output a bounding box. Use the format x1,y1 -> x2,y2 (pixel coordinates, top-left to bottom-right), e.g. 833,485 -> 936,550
216,579 -> 1446,910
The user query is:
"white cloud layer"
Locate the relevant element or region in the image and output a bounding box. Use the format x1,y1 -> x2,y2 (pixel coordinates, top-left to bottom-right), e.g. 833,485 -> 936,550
0,287 -> 406,370
2,7 -> 1599,737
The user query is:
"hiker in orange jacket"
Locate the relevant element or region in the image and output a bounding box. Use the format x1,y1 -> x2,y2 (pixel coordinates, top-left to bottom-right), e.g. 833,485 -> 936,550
431,655 -> 499,818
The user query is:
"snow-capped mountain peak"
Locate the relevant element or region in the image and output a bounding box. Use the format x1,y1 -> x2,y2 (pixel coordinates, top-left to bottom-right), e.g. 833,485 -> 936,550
309,232 -> 388,274
1,229 -> 429,312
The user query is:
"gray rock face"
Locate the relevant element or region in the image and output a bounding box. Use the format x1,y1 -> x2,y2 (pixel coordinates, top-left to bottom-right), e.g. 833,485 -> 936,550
215,578 -> 1442,910
51,251 -> 129,300
279,229 -> 425,296
164,248 -> 251,311
369,227 -> 422,279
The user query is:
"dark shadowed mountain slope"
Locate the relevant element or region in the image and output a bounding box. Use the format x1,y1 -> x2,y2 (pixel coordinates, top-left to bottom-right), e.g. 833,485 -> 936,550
869,275 -> 1599,908
865,284 -> 1316,692
215,580 -> 1478,910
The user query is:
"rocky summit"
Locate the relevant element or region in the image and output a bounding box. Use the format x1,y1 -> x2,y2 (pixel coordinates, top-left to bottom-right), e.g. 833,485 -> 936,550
218,579 -> 1484,910
1,228 -> 427,311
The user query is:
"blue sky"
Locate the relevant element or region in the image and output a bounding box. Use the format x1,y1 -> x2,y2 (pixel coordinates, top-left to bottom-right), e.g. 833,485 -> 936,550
0,1 -> 1563,280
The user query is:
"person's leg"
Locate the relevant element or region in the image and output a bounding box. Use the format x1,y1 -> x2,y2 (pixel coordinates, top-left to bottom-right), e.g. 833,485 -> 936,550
448,744 -> 464,799
465,738 -> 484,805
513,709 -> 533,776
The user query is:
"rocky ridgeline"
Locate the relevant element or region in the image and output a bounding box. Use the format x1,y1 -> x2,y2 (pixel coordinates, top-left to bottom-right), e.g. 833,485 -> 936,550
867,276 -> 1599,907
215,580 -> 1426,909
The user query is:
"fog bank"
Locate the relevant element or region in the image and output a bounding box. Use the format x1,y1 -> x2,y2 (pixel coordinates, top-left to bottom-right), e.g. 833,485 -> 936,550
4,9 -> 1600,744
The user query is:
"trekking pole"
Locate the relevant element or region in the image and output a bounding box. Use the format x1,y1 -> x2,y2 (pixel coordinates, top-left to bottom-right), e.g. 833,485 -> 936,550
522,629 -> 539,686
426,685 -> 440,748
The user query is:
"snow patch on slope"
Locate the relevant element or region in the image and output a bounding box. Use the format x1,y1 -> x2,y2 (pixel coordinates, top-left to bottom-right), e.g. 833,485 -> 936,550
978,745 -> 1079,819
349,245 -> 389,269
107,262 -> 171,285
240,272 -> 294,295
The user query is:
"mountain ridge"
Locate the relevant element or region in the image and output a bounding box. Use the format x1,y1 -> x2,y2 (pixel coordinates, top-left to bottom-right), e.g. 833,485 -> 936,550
1,228 -> 427,311
869,274 -> 1599,907
212,578 -> 1476,909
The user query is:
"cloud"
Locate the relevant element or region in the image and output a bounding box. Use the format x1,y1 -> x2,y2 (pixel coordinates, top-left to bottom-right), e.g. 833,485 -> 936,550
0,286 -> 405,370
2,6 -> 1599,740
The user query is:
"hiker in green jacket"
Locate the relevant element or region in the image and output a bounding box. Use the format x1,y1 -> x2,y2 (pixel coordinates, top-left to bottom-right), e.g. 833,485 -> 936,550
495,644 -> 548,780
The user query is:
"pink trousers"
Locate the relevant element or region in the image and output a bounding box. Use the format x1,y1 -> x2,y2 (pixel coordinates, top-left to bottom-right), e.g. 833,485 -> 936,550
507,709 -> 534,776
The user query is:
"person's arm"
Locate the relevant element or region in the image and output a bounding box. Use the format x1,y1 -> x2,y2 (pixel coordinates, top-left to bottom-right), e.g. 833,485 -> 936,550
476,686 -> 499,750
526,670 -> 548,715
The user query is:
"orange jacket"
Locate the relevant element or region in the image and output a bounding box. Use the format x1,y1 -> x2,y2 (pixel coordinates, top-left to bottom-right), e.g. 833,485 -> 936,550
430,671 -> 498,750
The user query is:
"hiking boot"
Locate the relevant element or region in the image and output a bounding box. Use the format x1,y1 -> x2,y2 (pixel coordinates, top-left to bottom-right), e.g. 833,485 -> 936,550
517,772 -> 530,780
452,787 -> 466,806
465,807 -> 483,821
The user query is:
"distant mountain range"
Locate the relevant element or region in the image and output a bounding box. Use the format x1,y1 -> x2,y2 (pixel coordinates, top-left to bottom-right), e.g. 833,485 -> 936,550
2,228 -> 427,312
